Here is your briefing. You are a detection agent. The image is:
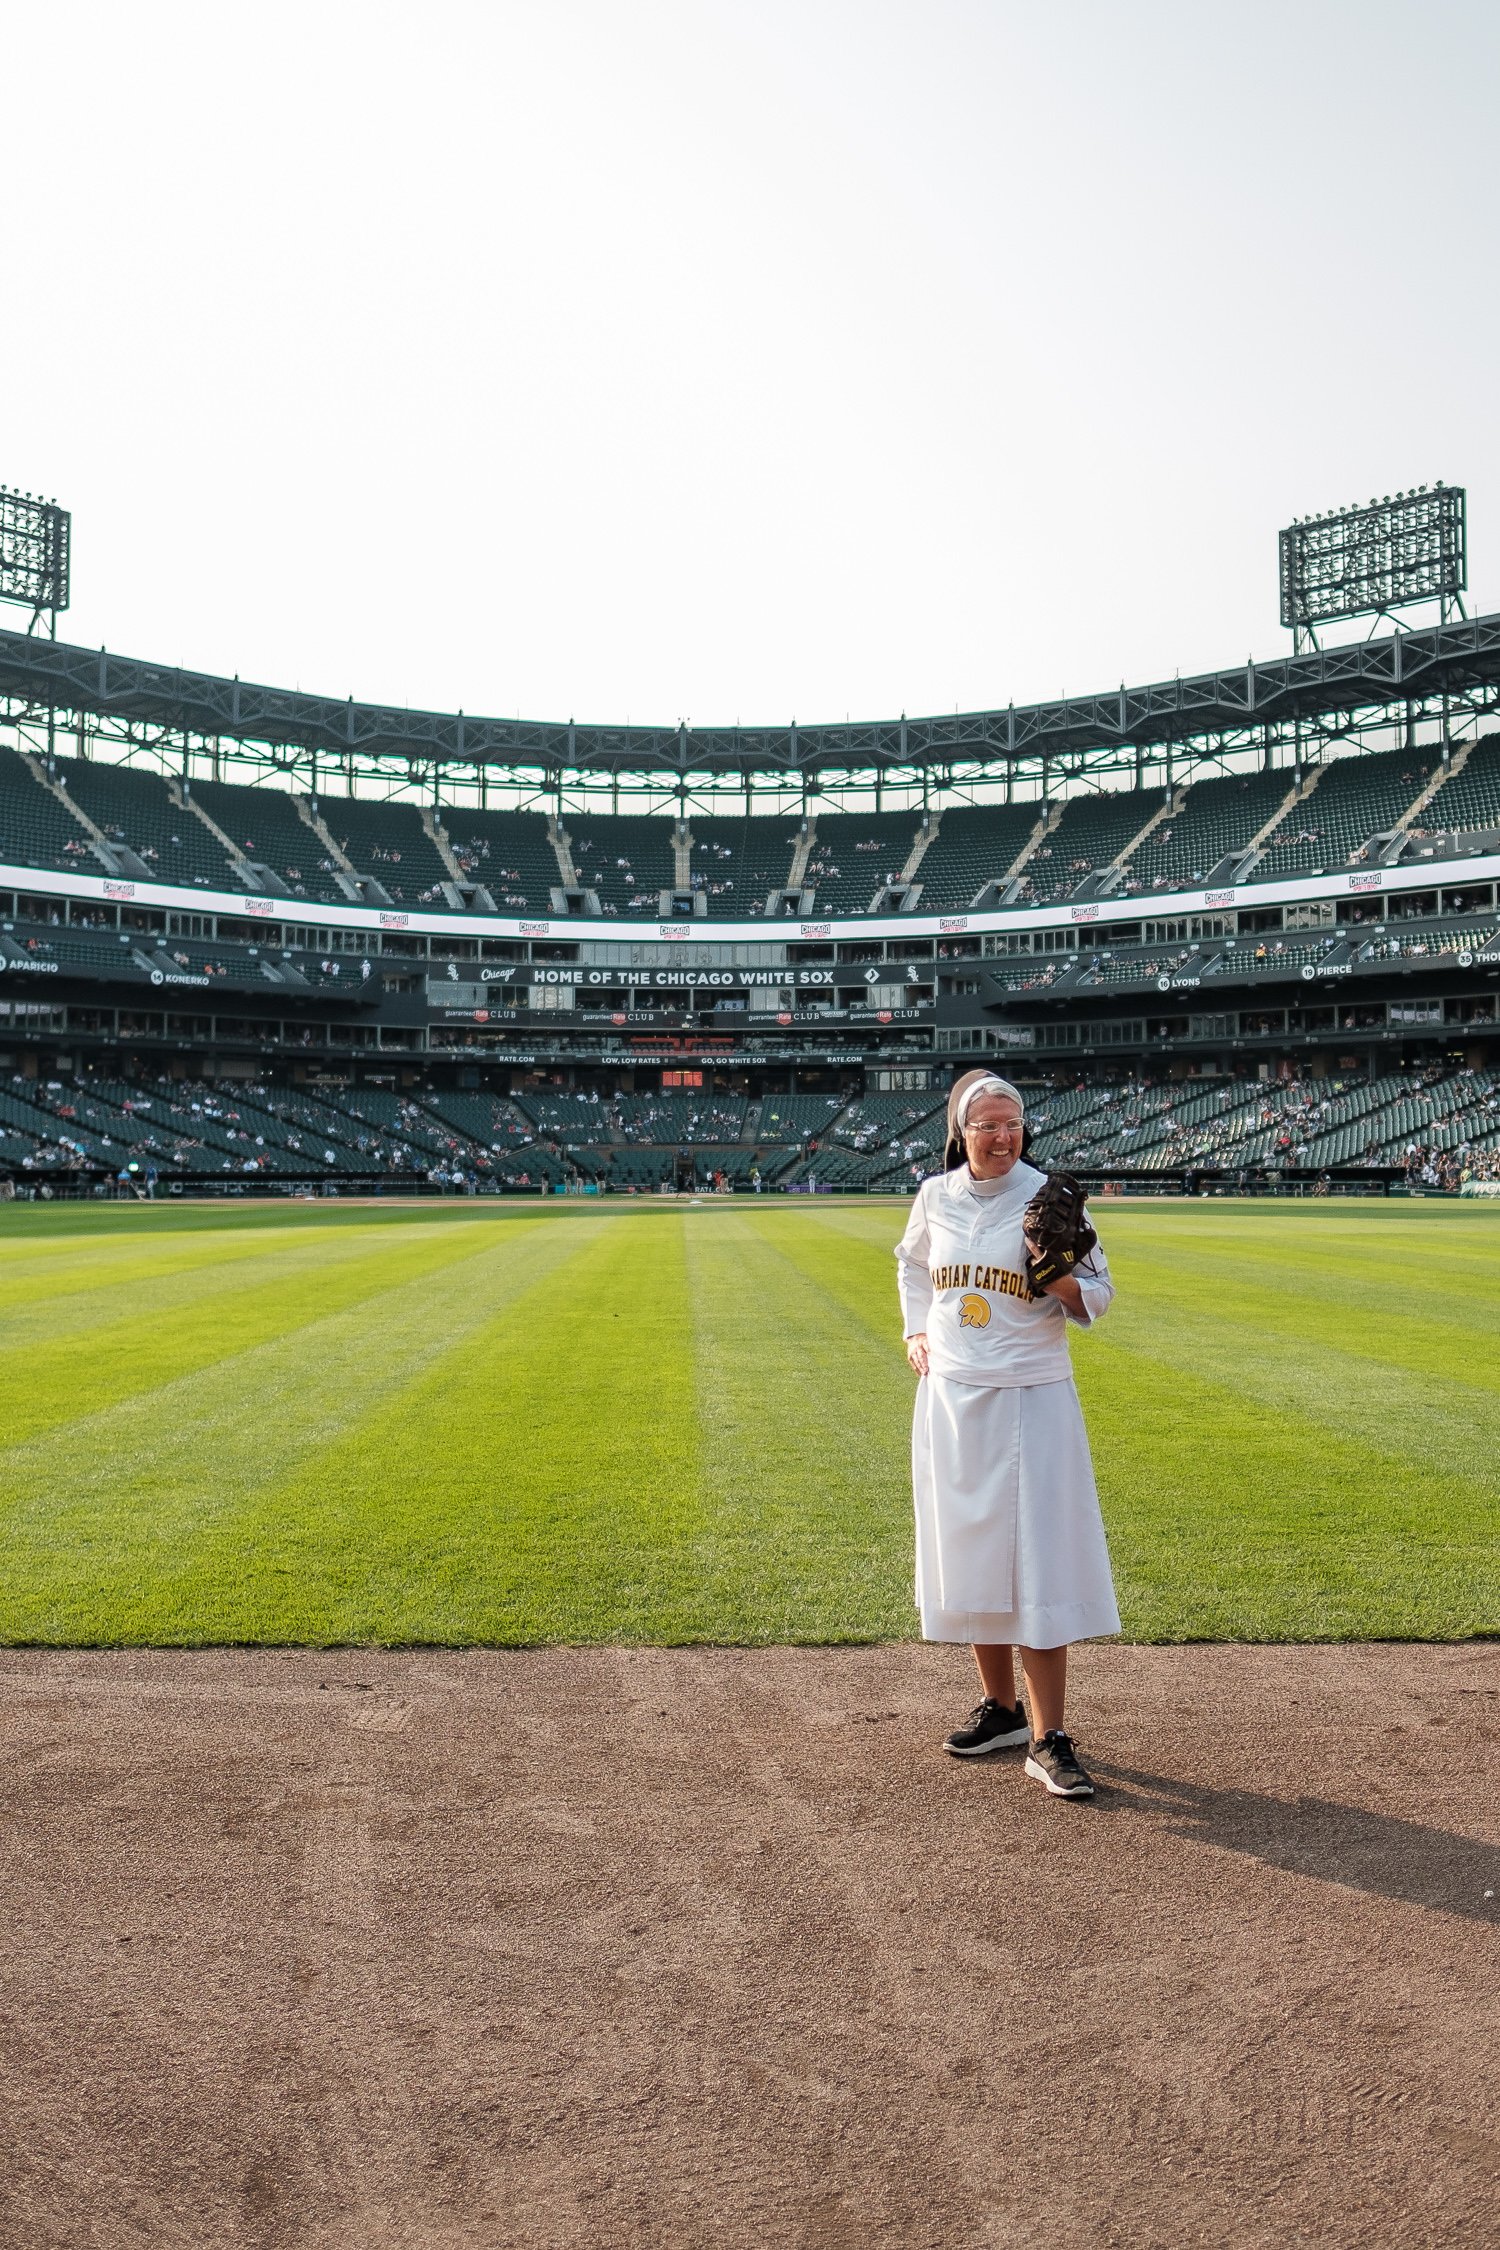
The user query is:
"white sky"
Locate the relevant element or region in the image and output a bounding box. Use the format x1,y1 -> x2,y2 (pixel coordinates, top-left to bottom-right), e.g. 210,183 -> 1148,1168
6,0 -> 1498,732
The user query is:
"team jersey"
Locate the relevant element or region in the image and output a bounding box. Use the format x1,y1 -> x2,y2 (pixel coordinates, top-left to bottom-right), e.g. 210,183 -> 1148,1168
894,1160 -> 1113,1388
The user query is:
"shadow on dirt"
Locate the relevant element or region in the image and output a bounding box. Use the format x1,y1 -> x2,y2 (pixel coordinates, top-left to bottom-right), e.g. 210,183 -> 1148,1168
1093,1762 -> 1499,1924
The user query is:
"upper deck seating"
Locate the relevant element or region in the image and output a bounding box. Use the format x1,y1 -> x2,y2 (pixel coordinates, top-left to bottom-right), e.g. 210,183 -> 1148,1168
54,758 -> 237,891
190,777 -> 346,902
1255,748 -> 1431,876
1120,769 -> 1291,893
321,795 -> 454,905
437,807 -> 560,909
687,814 -> 800,911
567,816 -> 676,915
0,747 -> 98,875
802,813 -> 924,915
911,803 -> 1043,908
1024,788 -> 1160,901
1420,735 -> 1500,836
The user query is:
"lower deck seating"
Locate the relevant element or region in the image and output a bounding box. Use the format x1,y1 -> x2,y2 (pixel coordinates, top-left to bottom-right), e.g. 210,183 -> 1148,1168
5,1065 -> 1499,1186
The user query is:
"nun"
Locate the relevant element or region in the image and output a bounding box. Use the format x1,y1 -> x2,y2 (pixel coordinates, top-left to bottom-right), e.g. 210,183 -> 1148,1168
894,1072 -> 1119,1798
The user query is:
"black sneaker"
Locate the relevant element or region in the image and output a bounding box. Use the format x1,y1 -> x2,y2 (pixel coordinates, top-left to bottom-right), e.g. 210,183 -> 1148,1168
1025,1731 -> 1095,1798
943,1698 -> 1030,1757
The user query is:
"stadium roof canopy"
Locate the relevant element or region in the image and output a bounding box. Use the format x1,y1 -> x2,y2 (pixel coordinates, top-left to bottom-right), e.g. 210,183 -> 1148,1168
1,613 -> 1498,785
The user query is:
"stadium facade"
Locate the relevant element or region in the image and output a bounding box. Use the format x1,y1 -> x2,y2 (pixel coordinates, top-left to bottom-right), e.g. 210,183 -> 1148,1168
2,614 -> 1498,1193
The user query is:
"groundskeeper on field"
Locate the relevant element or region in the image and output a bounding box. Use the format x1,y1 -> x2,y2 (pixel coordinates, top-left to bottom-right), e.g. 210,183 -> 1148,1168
897,1070 -> 1118,1798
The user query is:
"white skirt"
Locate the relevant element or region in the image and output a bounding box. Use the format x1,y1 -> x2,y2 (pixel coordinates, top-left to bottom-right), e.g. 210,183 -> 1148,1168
912,1373 -> 1121,1648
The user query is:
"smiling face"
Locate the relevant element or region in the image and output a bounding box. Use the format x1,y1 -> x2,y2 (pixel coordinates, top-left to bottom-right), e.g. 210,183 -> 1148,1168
963,1093 -> 1025,1179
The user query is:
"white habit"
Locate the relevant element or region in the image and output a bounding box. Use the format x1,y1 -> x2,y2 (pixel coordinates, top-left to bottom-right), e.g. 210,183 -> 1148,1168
894,1160 -> 1121,1649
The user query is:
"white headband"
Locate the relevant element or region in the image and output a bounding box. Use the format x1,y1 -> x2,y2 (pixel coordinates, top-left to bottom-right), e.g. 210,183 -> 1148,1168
956,1074 -> 1025,1127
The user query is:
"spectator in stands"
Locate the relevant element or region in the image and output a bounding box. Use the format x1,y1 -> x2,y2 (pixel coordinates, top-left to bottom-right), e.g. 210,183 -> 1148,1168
895,1073 -> 1117,1798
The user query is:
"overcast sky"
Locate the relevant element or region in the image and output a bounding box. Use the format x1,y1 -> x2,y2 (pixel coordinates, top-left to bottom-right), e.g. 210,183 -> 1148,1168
6,1 -> 1496,732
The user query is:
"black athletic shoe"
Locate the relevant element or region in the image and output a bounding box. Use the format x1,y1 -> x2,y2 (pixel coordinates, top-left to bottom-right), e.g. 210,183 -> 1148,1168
943,1698 -> 1030,1757
1024,1730 -> 1095,1798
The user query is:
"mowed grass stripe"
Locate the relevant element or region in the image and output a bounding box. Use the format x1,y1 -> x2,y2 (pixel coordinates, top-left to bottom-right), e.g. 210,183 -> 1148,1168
684,1212 -> 913,1641
1079,1341 -> 1499,1639
142,1213 -> 703,1644
1101,1216 -> 1500,1347
0,1220 -> 506,1449
0,1217 -> 484,1355
0,1222 -> 350,1310
1083,1269 -> 1500,1484
737,1204 -> 909,1345
0,1215 -> 575,1643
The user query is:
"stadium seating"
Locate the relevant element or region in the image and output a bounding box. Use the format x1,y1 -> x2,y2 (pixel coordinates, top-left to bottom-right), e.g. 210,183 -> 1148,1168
911,803 -> 1045,909
1120,769 -> 1290,893
437,807 -> 561,910
1,738 -> 1495,919
189,777 -> 345,901
53,758 -> 237,891
802,813 -> 923,915
687,814 -> 800,910
1023,788 -> 1160,902
6,1063 -> 1500,1191
1419,734 -> 1500,836
1255,748 -> 1432,876
566,816 -> 676,914
747,1093 -> 845,1142
0,748 -> 99,874
826,1092 -> 944,1151
320,795 -> 454,905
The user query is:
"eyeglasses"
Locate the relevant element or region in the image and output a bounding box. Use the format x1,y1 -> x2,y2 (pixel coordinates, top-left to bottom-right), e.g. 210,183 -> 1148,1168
966,1122 -> 1021,1137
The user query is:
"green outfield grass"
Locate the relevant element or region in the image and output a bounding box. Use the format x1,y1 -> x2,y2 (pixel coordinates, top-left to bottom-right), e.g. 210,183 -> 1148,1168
0,1197 -> 1495,1646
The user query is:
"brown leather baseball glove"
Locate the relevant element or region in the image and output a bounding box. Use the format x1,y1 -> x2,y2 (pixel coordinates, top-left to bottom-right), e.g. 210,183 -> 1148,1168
1022,1171 -> 1098,1292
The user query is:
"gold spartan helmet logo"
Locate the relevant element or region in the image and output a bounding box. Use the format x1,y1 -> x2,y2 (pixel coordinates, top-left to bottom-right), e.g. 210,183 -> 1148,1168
958,1293 -> 991,1329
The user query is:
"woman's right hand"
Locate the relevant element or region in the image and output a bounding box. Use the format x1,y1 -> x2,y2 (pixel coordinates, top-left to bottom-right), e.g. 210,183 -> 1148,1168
905,1332 -> 930,1377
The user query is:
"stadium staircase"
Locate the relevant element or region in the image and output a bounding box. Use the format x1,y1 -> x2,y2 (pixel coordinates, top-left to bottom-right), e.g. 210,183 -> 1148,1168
1004,799 -> 1065,894
1387,736 -> 1477,858
170,778 -> 259,890
1095,786 -> 1183,891
22,754 -> 118,875
297,797 -> 388,906
549,816 -> 579,889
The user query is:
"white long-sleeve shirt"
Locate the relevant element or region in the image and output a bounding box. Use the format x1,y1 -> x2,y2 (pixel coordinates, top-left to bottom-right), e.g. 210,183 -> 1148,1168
894,1160 -> 1114,1388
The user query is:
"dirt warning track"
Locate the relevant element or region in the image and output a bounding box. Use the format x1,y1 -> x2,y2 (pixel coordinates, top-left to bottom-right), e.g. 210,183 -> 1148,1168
0,1643 -> 1495,2248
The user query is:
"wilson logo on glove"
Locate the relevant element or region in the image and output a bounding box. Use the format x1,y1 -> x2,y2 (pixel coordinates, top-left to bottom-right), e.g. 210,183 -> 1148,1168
1022,1172 -> 1097,1293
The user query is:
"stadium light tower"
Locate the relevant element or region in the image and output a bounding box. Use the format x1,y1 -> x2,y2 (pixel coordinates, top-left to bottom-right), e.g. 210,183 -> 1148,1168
0,486 -> 71,637
1278,485 -> 1465,653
